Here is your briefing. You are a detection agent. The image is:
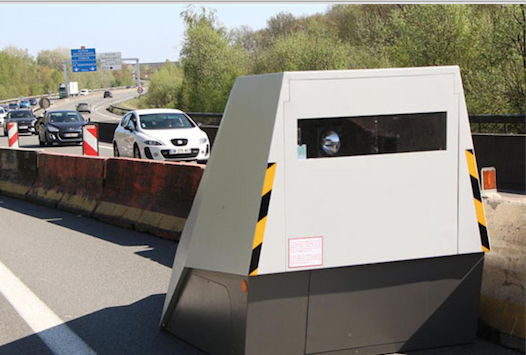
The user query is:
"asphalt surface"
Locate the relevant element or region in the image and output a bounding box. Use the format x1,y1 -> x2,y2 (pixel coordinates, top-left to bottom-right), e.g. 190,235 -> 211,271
0,195 -> 521,355
0,88 -> 138,156
0,195 -> 204,355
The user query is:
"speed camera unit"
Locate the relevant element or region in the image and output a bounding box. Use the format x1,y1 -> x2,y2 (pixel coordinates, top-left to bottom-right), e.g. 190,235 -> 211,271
161,66 -> 490,355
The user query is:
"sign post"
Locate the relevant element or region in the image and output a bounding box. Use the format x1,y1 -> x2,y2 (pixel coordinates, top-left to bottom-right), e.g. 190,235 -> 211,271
99,52 -> 122,71
71,48 -> 97,73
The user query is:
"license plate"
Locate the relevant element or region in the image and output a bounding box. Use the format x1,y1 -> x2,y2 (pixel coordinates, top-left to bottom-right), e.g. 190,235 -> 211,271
64,133 -> 78,138
19,126 -> 27,129
169,148 -> 191,154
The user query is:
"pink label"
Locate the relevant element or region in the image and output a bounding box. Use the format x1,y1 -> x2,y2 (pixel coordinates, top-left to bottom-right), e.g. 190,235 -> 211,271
288,236 -> 323,269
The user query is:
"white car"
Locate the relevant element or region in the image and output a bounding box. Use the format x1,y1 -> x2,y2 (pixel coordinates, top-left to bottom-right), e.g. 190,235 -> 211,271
79,89 -> 89,95
113,109 -> 210,162
0,107 -> 6,127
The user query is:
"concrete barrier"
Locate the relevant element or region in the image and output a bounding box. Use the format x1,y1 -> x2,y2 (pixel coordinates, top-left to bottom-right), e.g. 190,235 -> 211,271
94,158 -> 204,240
0,148 -> 38,199
480,193 -> 526,352
27,153 -> 106,216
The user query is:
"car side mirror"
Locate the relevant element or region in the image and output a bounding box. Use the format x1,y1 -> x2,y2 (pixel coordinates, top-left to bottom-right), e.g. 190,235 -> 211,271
197,122 -> 203,127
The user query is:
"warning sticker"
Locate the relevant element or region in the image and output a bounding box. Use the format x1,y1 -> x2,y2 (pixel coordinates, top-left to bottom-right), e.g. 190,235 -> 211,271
288,236 -> 323,269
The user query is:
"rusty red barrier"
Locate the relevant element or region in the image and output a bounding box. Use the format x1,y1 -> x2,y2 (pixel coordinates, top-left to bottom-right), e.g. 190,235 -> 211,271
0,148 -> 38,199
94,158 -> 204,240
26,152 -> 107,216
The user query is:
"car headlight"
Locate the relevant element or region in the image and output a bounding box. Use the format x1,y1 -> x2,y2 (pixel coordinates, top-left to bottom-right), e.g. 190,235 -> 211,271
144,140 -> 163,146
47,125 -> 59,133
198,137 -> 208,144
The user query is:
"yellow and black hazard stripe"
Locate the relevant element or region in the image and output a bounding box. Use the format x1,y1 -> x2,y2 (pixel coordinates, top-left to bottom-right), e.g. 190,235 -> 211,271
465,149 -> 490,252
249,162 -> 277,276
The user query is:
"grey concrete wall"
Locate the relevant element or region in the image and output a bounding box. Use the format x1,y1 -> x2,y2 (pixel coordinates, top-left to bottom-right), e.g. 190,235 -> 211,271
480,193 -> 526,351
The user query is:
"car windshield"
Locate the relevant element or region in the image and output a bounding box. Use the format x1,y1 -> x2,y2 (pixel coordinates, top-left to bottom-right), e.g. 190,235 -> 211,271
9,104 -> 17,108
9,111 -> 33,119
139,113 -> 195,130
48,112 -> 83,123
0,108 -> 4,114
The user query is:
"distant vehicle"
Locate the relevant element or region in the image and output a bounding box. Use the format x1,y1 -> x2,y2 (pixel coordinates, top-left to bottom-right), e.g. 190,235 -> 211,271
8,103 -> 18,111
19,100 -> 30,109
79,89 -> 89,96
103,90 -> 113,98
75,102 -> 91,114
113,109 -> 210,162
58,81 -> 79,99
37,110 -> 88,146
59,83 -> 67,99
0,107 -> 6,127
29,98 -> 38,106
69,82 -> 79,96
4,110 -> 37,136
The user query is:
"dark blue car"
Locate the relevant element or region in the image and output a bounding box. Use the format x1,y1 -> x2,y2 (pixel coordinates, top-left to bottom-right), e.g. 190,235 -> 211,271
37,110 -> 88,146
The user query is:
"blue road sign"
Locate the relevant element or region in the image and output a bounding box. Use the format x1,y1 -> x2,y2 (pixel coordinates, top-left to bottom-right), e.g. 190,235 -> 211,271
71,48 -> 97,72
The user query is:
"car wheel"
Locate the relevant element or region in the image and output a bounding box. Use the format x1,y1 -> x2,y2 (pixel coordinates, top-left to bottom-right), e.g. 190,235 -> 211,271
133,145 -> 141,159
113,142 -> 120,157
42,134 -> 50,147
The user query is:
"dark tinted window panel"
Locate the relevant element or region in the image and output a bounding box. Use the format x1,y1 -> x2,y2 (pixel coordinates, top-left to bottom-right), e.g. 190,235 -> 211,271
298,112 -> 446,159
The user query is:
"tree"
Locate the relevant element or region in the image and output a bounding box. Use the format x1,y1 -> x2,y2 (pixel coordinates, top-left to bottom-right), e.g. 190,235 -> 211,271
177,6 -> 248,112
145,61 -> 183,108
37,48 -> 69,71
256,29 -> 350,73
490,5 -> 526,114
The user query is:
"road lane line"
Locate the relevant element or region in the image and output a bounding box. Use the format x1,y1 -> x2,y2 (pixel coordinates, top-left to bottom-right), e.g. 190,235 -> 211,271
0,260 -> 97,355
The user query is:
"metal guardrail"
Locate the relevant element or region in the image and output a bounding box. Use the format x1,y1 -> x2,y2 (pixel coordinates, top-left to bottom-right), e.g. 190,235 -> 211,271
469,114 -> 526,134
106,108 -> 525,134
0,86 -> 130,105
0,93 -> 57,105
107,105 -> 223,126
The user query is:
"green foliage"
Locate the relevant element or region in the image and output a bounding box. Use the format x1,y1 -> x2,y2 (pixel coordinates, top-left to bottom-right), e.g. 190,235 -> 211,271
131,4 -> 525,115
256,30 -> 349,72
176,7 -> 248,112
36,48 -> 69,71
145,61 -> 183,108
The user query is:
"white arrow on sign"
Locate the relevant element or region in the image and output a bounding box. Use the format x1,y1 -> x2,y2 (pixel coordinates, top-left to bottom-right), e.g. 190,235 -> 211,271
90,67 -> 96,71
73,68 -> 79,72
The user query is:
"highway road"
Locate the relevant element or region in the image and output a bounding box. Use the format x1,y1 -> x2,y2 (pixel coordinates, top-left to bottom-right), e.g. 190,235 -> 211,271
0,88 -> 139,156
0,194 -> 520,355
0,194 -> 204,355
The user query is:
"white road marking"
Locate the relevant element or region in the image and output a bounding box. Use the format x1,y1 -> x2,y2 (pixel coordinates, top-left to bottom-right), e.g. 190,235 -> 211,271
99,144 -> 113,150
0,260 -> 97,355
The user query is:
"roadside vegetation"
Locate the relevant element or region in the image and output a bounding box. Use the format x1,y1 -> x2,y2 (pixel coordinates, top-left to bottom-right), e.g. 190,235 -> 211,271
146,4 -> 525,115
1,5 -> 524,116
0,47 -> 134,100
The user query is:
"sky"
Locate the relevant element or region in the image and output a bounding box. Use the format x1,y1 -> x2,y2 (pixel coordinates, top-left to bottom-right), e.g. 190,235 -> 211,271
0,3 -> 329,63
